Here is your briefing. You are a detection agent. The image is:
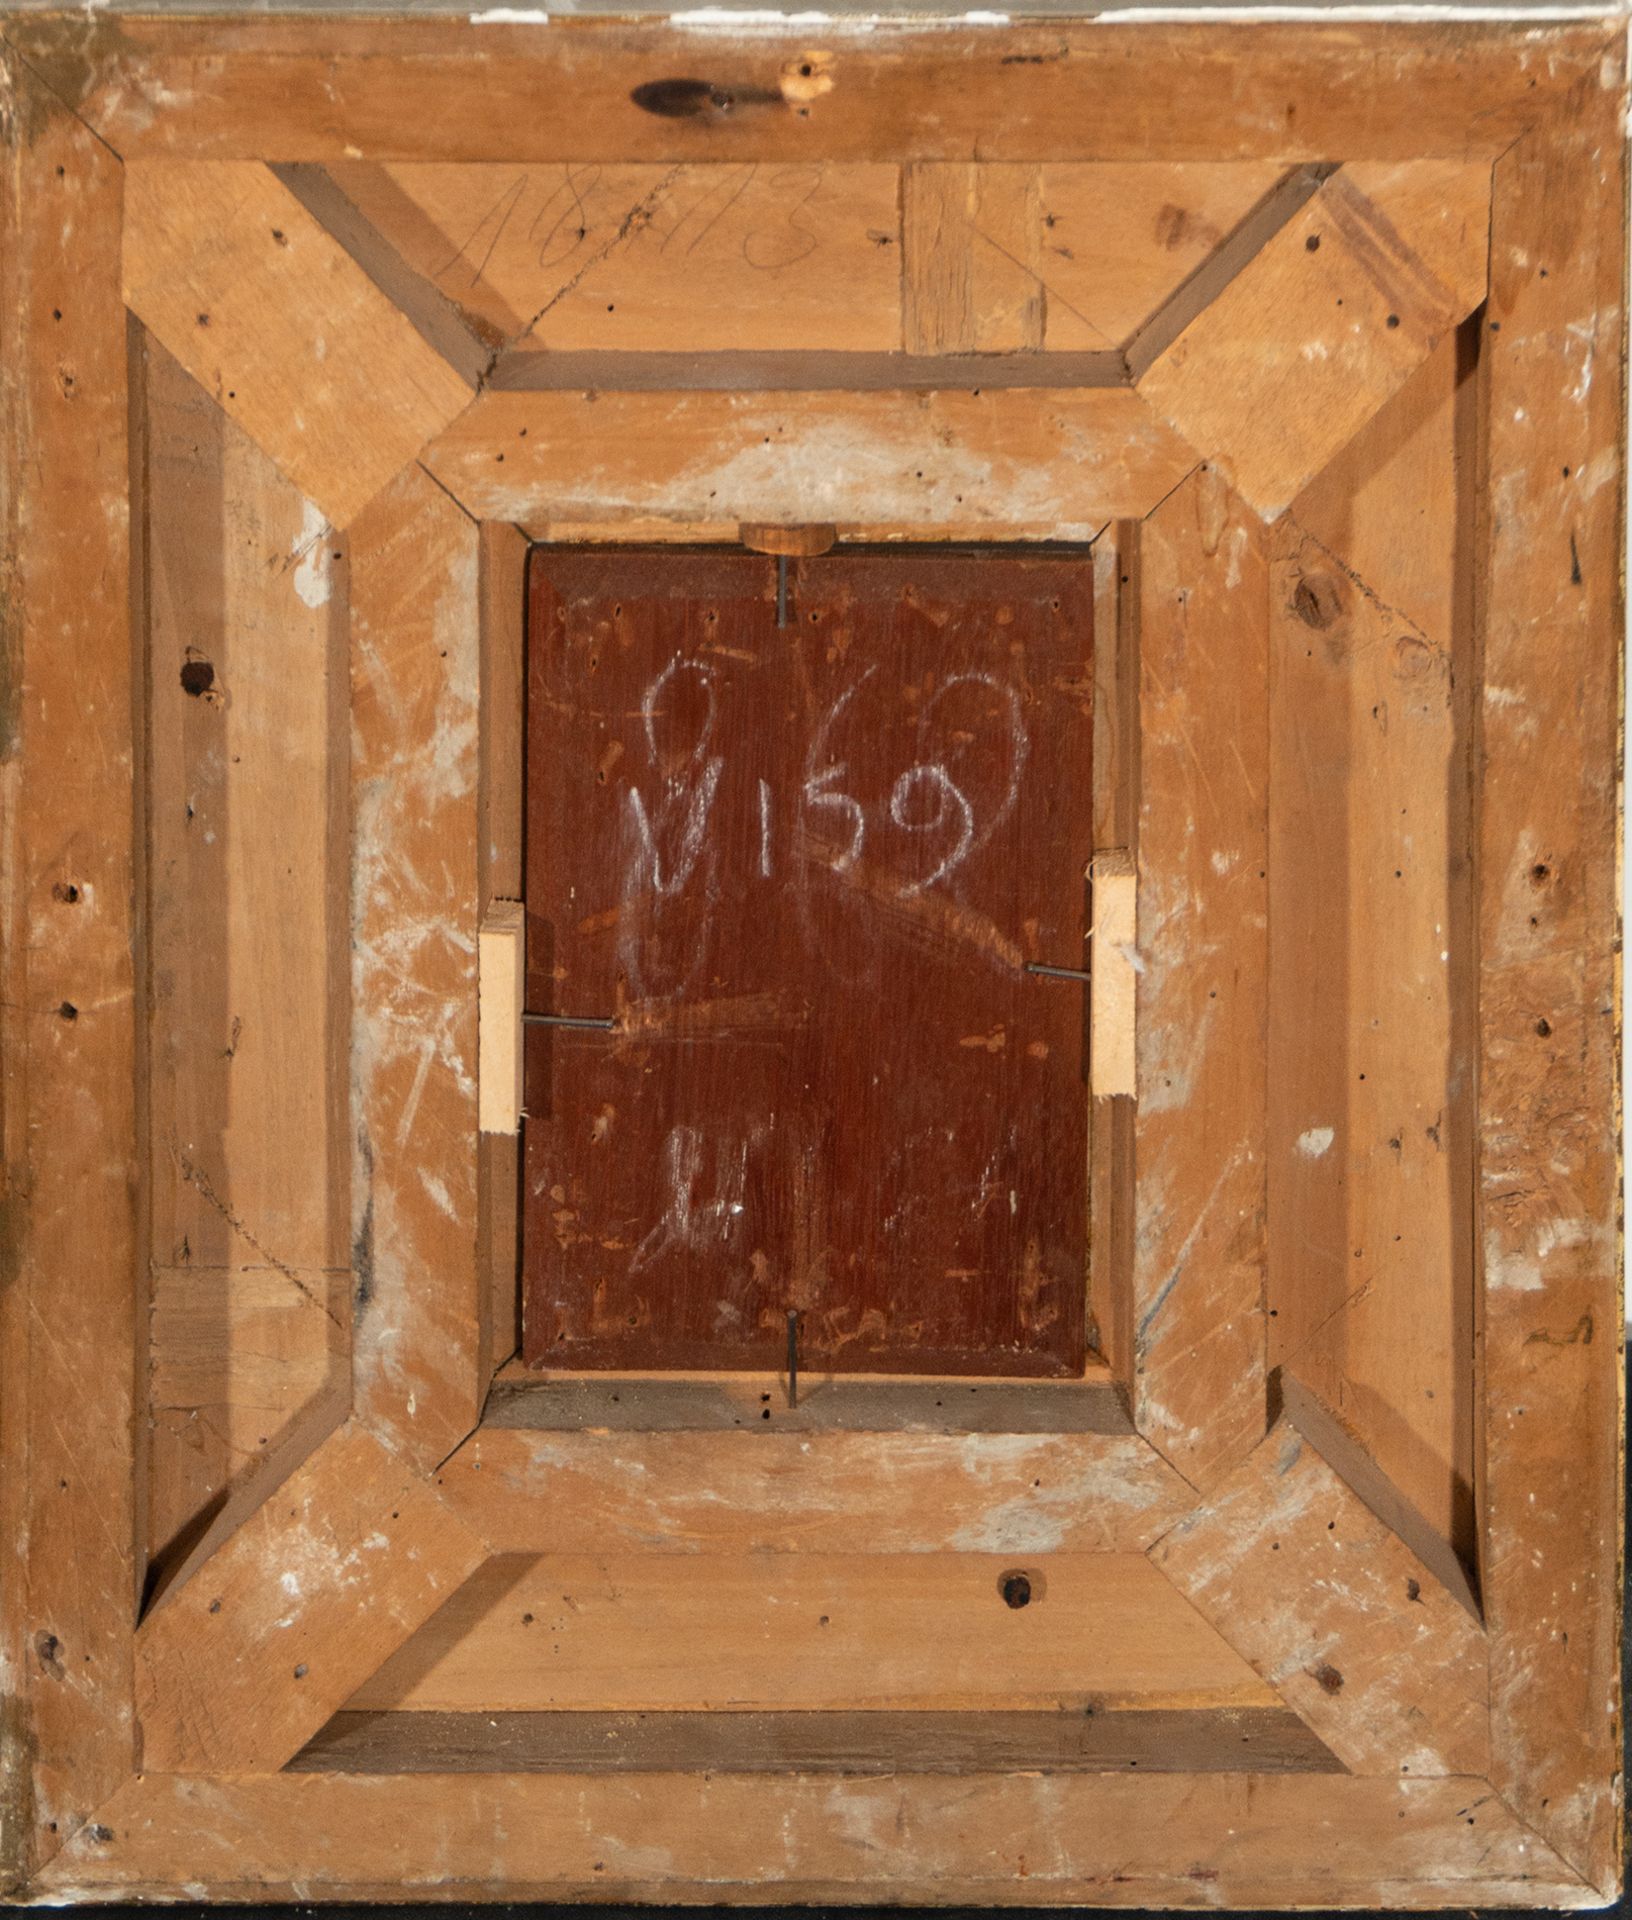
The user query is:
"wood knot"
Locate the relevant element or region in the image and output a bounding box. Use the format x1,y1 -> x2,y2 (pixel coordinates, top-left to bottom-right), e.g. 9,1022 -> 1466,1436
780,49 -> 835,107
1291,571 -> 1344,630
1390,633 -> 1441,682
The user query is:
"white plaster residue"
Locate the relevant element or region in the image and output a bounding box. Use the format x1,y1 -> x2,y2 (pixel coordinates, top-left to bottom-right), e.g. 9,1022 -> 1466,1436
825,1782 -> 891,1854
947,1435 -> 1174,1554
279,1570 -> 303,1598
1487,1247 -> 1544,1294
1089,7 -> 1621,23
1296,1126 -> 1335,1159
470,8 -> 551,20
418,1168 -> 459,1221
291,500 -> 333,611
1537,1216 -> 1591,1259
668,8 -> 851,27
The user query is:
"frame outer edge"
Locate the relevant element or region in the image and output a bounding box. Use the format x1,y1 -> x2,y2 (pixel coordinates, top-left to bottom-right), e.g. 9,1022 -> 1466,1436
0,52 -> 141,1895
1478,64 -> 1627,1899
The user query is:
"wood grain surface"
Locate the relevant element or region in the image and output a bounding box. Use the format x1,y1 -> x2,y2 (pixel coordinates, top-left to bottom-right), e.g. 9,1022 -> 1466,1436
523,549 -> 1094,1376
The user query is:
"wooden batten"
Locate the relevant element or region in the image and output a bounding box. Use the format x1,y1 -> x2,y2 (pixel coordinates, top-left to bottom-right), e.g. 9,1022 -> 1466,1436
439,1425 -> 1191,1557
349,466 -> 485,1469
134,1422 -> 485,1774
121,162 -> 472,527
0,77 -> 139,1888
12,19 -> 1615,164
1089,851 -> 1136,1099
344,1551 -> 1282,1716
1132,469 -> 1269,1491
1267,325 -> 1478,1590
293,1704 -> 1341,1776
478,903 -> 524,1137
1153,1422 -> 1489,1780
1476,95 -> 1625,1893
33,1772 -> 1593,1905
1137,162 -> 1491,519
420,387 -> 1197,537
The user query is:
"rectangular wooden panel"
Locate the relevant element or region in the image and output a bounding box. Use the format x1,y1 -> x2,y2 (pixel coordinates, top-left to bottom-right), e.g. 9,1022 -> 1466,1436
345,1553 -> 1278,1714
523,549 -> 1093,1376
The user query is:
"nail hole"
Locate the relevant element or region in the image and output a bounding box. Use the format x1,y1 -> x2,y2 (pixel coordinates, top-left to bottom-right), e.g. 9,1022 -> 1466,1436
999,1571 -> 1033,1609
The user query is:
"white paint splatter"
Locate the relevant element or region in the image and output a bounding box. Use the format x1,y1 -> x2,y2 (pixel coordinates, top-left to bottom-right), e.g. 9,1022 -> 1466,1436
1296,1126 -> 1335,1159
291,501 -> 332,610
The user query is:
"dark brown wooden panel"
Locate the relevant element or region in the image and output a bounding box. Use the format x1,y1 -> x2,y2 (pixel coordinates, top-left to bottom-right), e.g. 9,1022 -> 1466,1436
522,549 -> 1092,1376
292,1707 -> 1342,1776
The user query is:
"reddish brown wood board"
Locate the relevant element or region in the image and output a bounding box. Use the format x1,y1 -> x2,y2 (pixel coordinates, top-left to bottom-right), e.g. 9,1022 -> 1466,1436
522,548 -> 1094,1375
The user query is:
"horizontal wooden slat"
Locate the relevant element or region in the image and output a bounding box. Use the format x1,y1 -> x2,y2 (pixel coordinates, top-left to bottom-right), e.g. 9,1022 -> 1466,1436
293,1706 -> 1341,1776
440,1425 -> 1193,1555
346,1553 -> 1281,1714
487,349 -> 1124,391
484,1370 -> 1130,1434
34,1772 -> 1593,1905
16,20 -> 1616,165
324,161 -> 904,354
420,387 -> 1198,536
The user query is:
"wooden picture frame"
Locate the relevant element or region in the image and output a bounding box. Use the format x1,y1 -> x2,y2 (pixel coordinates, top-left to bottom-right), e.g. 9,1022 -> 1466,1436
0,9 -> 1622,1906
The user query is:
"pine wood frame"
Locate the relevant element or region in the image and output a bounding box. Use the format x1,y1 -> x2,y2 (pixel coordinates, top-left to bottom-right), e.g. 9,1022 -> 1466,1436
0,10 -> 1623,1906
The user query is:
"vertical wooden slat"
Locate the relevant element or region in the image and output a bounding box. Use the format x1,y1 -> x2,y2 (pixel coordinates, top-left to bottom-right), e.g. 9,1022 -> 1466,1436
1133,468 -> 1269,1488
477,520 -> 527,1380
141,336 -> 352,1564
902,164 -> 1043,355
1089,525 -> 1139,1382
1477,93 -> 1625,1893
350,463 -> 484,1466
1268,331 -> 1478,1571
0,76 -> 137,1883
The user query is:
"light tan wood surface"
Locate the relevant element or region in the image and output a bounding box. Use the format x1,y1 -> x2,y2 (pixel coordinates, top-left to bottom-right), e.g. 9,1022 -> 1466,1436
11,18 -> 1614,164
122,162 -> 471,525
440,1426 -> 1193,1557
1476,94 -> 1625,1887
34,1772 -> 1593,1906
1133,468 -> 1269,1490
349,465 -> 484,1468
347,1552 -> 1281,1715
421,386 -> 1197,538
1267,330 -> 1476,1572
1154,1422 -> 1488,1778
135,1422 -> 485,1774
0,80 -> 139,1886
1138,162 -> 1490,519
